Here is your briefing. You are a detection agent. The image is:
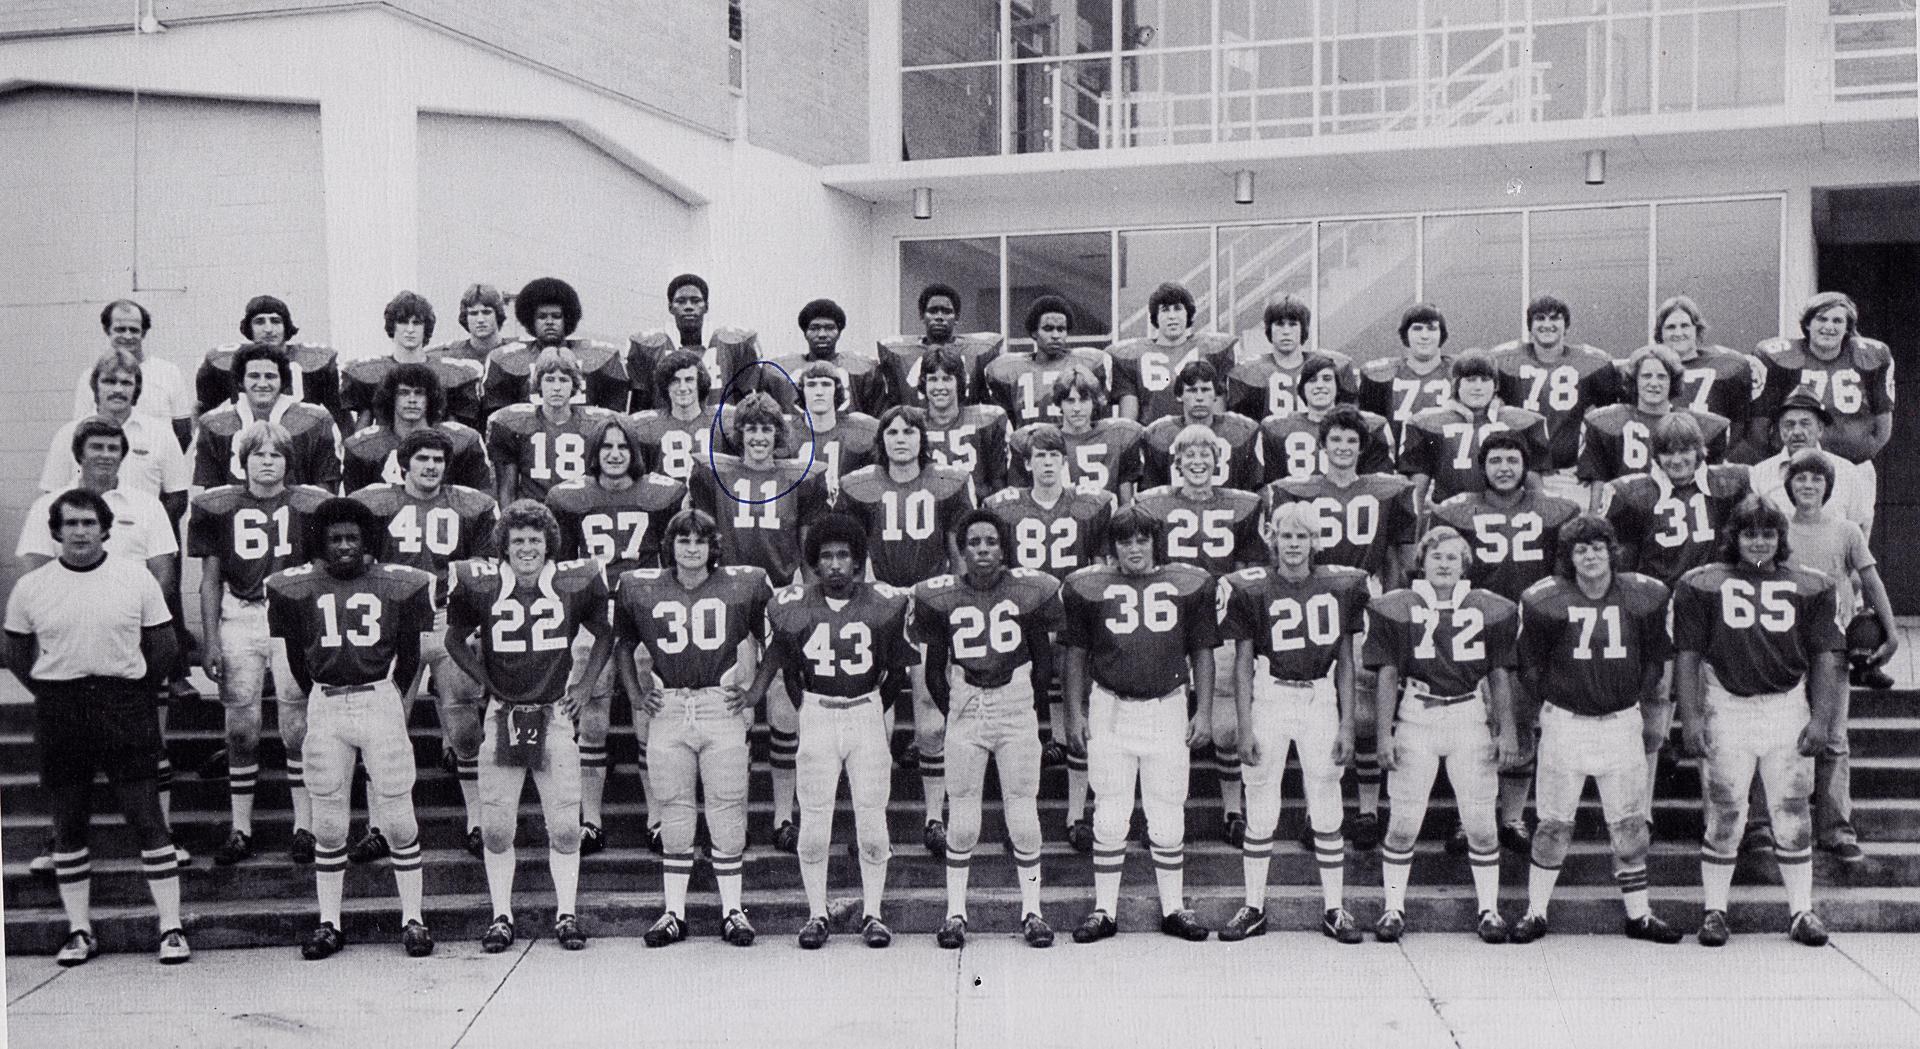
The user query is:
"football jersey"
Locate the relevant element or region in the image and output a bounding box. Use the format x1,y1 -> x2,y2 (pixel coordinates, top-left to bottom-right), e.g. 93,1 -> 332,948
626,328 -> 763,411
911,568 -> 1065,687
485,403 -> 618,502
1665,344 -> 1767,431
791,412 -> 879,499
188,484 -> 333,601
338,353 -> 485,431
445,558 -> 609,704
877,332 -> 1004,408
1060,562 -> 1219,697
1671,561 -> 1844,697
1397,403 -> 1550,506
1008,417 -> 1146,498
690,454 -> 817,584
1105,332 -> 1239,426
266,561 -> 434,686
1431,490 -> 1582,603
1357,355 -> 1453,443
631,407 -> 719,484
924,404 -> 1009,497
766,581 -> 918,700
194,397 -> 342,491
481,338 -> 630,414
1576,405 -> 1729,484
429,335 -> 496,367
1262,473 -> 1418,580
984,486 -> 1114,582
546,473 -> 686,577
1140,412 -> 1264,492
1491,341 -> 1625,470
1224,349 -> 1359,419
613,565 -> 774,688
763,352 -> 889,418
983,347 -> 1116,428
1220,564 -> 1371,683
342,421 -> 492,494
1133,484 -> 1265,577
1257,410 -> 1395,485
350,483 -> 498,596
832,463 -> 975,586
197,342 -> 343,424
1363,581 -> 1520,698
1603,465 -> 1752,588
1519,573 -> 1672,716
1757,335 -> 1896,464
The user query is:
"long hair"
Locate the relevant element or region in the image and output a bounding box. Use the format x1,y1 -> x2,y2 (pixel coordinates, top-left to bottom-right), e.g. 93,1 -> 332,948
1719,495 -> 1792,567
1553,514 -> 1621,580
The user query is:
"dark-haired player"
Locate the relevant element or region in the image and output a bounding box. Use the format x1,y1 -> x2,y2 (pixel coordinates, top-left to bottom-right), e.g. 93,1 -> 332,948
915,509 -> 1064,949
1366,527 -> 1522,944
743,514 -> 917,948
1009,368 -> 1145,502
879,283 -> 1003,409
198,294 -> 344,429
632,349 -> 721,486
788,361 -> 879,500
1359,304 -> 1453,447
765,299 -> 887,417
1757,291 -> 1896,512
985,296 -> 1113,428
1509,515 -> 1682,945
614,509 -> 773,947
433,283 -> 513,378
1644,295 -> 1766,463
1259,354 -> 1395,486
445,501 -> 611,953
1399,350 -> 1548,511
340,291 -> 484,432
1225,295 -> 1357,419
486,348 -> 618,505
482,277 -> 628,413
192,422 -> 333,865
693,393 -> 815,588
1061,507 -> 1218,943
1218,502 -> 1371,944
267,498 -> 435,961
1141,360 -> 1261,492
1492,295 -> 1625,506
920,347 -> 1009,497
194,343 -> 343,492
1108,281 -> 1237,426
1675,496 -> 1843,947
342,362 -> 491,494
626,273 -> 762,412
1578,344 -> 1729,511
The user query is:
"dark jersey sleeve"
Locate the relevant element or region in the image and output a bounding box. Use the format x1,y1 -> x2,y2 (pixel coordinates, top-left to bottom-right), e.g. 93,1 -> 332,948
1671,577 -> 1711,654
1362,605 -> 1402,670
1182,578 -> 1221,655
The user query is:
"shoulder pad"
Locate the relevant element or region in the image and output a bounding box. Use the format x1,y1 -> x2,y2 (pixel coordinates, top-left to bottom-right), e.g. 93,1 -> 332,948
985,487 -> 1020,506
350,484 -> 401,512
1233,566 -> 1268,582
917,574 -> 957,595
448,486 -> 499,515
1757,336 -> 1794,357
193,485 -> 245,514
630,330 -> 676,351
1009,566 -> 1046,580
871,581 -> 908,601
711,326 -> 757,345
1217,413 -> 1260,440
289,485 -> 335,511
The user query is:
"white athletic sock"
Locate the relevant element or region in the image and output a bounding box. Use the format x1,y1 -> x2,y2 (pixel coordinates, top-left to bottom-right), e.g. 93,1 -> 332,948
228,762 -> 258,836
717,873 -> 744,915
664,853 -> 694,917
945,849 -> 971,919
1528,863 -> 1560,919
1014,849 -> 1043,916
1243,852 -> 1271,909
1702,859 -> 1735,913
455,757 -> 481,832
1469,853 -> 1501,914
1622,888 -> 1652,920
1782,859 -> 1814,916
52,848 -> 90,932
1094,869 -> 1122,915
1066,766 -> 1090,823
317,869 -> 345,928
772,769 -> 797,828
921,754 -> 947,825
485,847 -> 517,919
801,859 -> 829,918
1382,858 -> 1412,913
1317,845 -> 1346,912
394,867 -> 424,925
140,846 -> 181,930
860,857 -> 888,920
1151,842 -> 1184,916
549,848 -> 580,917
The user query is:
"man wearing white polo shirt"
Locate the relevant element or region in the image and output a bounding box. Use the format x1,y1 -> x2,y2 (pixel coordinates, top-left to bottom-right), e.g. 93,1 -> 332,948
72,300 -> 194,450
44,349 -> 190,507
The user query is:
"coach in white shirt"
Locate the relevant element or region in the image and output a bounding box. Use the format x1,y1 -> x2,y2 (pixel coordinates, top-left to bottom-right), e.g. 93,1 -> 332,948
43,349 -> 191,508
72,300 -> 194,449
20,419 -> 178,573
1753,390 -> 1873,538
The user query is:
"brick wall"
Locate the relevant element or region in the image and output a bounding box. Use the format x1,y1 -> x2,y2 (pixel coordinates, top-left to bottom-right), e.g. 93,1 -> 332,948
744,0 -> 870,165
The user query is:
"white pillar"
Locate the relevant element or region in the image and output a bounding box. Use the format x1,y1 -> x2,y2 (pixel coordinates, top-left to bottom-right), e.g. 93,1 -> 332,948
319,17 -> 418,358
868,0 -> 902,164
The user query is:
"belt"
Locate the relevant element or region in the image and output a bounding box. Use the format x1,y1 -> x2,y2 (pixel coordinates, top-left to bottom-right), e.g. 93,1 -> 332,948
1098,682 -> 1174,703
1406,685 -> 1477,706
961,668 -> 1017,690
813,694 -> 873,711
227,592 -> 267,606
319,682 -> 378,697
1268,676 -> 1320,689
1548,702 -> 1635,721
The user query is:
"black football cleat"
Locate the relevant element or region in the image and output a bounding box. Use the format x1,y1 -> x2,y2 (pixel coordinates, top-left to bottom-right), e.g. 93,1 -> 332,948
554,913 -> 588,951
773,821 -> 799,854
935,914 -> 967,950
1021,912 -> 1054,948
1789,910 -> 1830,947
301,922 -> 345,961
578,823 -> 604,857
1697,910 -> 1731,948
1218,906 -> 1266,942
1510,913 -> 1549,944
1349,813 -> 1381,851
1476,910 -> 1510,944
797,915 -> 830,950
1066,819 -> 1095,854
348,827 -> 390,864
1374,909 -> 1406,943
481,914 -> 516,954
1322,907 -> 1364,945
644,912 -> 687,948
401,919 -> 434,958
1072,910 -> 1117,944
1623,914 -> 1681,944
861,915 -> 893,948
722,909 -> 756,947
1160,909 -> 1210,942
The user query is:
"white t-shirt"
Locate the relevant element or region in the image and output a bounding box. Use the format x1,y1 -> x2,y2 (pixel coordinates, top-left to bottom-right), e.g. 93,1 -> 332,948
15,488 -> 178,565
72,353 -> 194,422
39,412 -> 190,497
4,553 -> 171,680
1788,514 -> 1875,624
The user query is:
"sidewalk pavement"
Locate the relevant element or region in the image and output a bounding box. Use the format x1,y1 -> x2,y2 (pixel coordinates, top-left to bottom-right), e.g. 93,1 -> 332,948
6,932 -> 1920,1049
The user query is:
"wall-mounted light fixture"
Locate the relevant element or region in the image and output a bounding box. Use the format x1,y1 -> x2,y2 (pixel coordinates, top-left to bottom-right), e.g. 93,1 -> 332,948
1233,169 -> 1255,205
912,186 -> 933,220
1584,149 -> 1606,186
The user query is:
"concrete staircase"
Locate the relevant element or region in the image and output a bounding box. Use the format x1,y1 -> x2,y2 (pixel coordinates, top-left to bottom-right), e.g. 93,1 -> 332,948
5,688 -> 1917,954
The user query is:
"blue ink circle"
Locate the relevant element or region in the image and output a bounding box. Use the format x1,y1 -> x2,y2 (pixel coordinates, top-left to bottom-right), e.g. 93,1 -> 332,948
706,359 -> 818,505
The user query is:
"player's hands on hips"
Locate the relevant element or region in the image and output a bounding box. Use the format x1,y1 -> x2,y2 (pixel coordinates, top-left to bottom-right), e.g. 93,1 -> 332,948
1331,727 -> 1355,767
640,688 -> 665,716
203,646 -> 225,685
1185,712 -> 1211,750
1797,718 -> 1830,758
723,684 -> 749,714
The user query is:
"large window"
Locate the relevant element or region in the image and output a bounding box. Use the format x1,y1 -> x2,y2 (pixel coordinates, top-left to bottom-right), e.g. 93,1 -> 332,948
1318,218 -> 1417,355
1423,212 -> 1525,352
1655,198 -> 1783,353
1118,228 -> 1213,339
1530,206 -> 1652,353
1008,233 -> 1113,345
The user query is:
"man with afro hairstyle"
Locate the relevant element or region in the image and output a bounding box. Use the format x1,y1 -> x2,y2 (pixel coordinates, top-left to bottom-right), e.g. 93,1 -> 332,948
340,291 -> 484,432
481,277 -> 629,414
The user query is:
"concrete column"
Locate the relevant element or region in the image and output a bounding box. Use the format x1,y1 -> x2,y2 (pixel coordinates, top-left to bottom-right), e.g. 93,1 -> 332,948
1783,182 -> 1817,330
868,0 -> 902,164
319,16 -> 419,358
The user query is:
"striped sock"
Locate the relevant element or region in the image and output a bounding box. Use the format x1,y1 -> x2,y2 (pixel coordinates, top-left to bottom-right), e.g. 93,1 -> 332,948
455,757 -> 480,832
140,845 -> 182,930
53,847 -> 91,932
228,761 -> 259,836
712,850 -> 744,914
1354,752 -> 1382,815
919,751 -> 946,824
390,837 -> 423,924
155,756 -> 175,823
944,846 -> 971,919
1150,840 -> 1185,915
1241,830 -> 1273,908
1093,834 -> 1126,914
1013,845 -> 1043,916
285,756 -> 312,834
578,743 -> 608,827
315,844 -> 348,927
1213,744 -> 1243,818
663,852 -> 695,917
1313,830 -> 1346,910
1615,865 -> 1650,920
768,728 -> 798,828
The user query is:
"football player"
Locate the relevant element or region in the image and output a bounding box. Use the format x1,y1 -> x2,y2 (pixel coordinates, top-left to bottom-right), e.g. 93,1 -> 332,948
879,283 -> 1003,409
915,509 -> 1065,949
340,291 -> 484,432
1060,507 -> 1219,942
1259,353 -> 1395,486
1491,295 -> 1625,506
614,509 -> 772,947
1577,344 -> 1730,510
433,283 -> 512,373
1218,502 -> 1371,943
1108,281 -> 1237,426
482,277 -> 628,413
1008,367 -> 1145,502
984,296 -> 1114,428
198,294 -> 345,431
1509,515 -> 1683,945
342,363 -> 491,494
1675,496 -> 1843,947
788,360 -> 879,498
743,514 -> 917,948
192,422 -> 333,865
547,416 -> 686,853
1399,350 -> 1548,512
1646,295 -> 1767,464
444,501 -> 612,953
920,346 -> 1009,497
1366,526 -> 1523,944
1358,304 -> 1454,447
1758,291 -> 1895,513
266,498 -> 436,961
1432,431 -> 1581,848
1134,425 -> 1264,846
986,423 -> 1114,851
1140,360 -> 1262,491
1224,295 -> 1358,419
693,393 -> 815,590
351,429 -> 498,858
763,299 -> 887,417
486,347 -> 618,505
626,273 -> 762,412
194,343 -> 343,493
633,349 -> 721,485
